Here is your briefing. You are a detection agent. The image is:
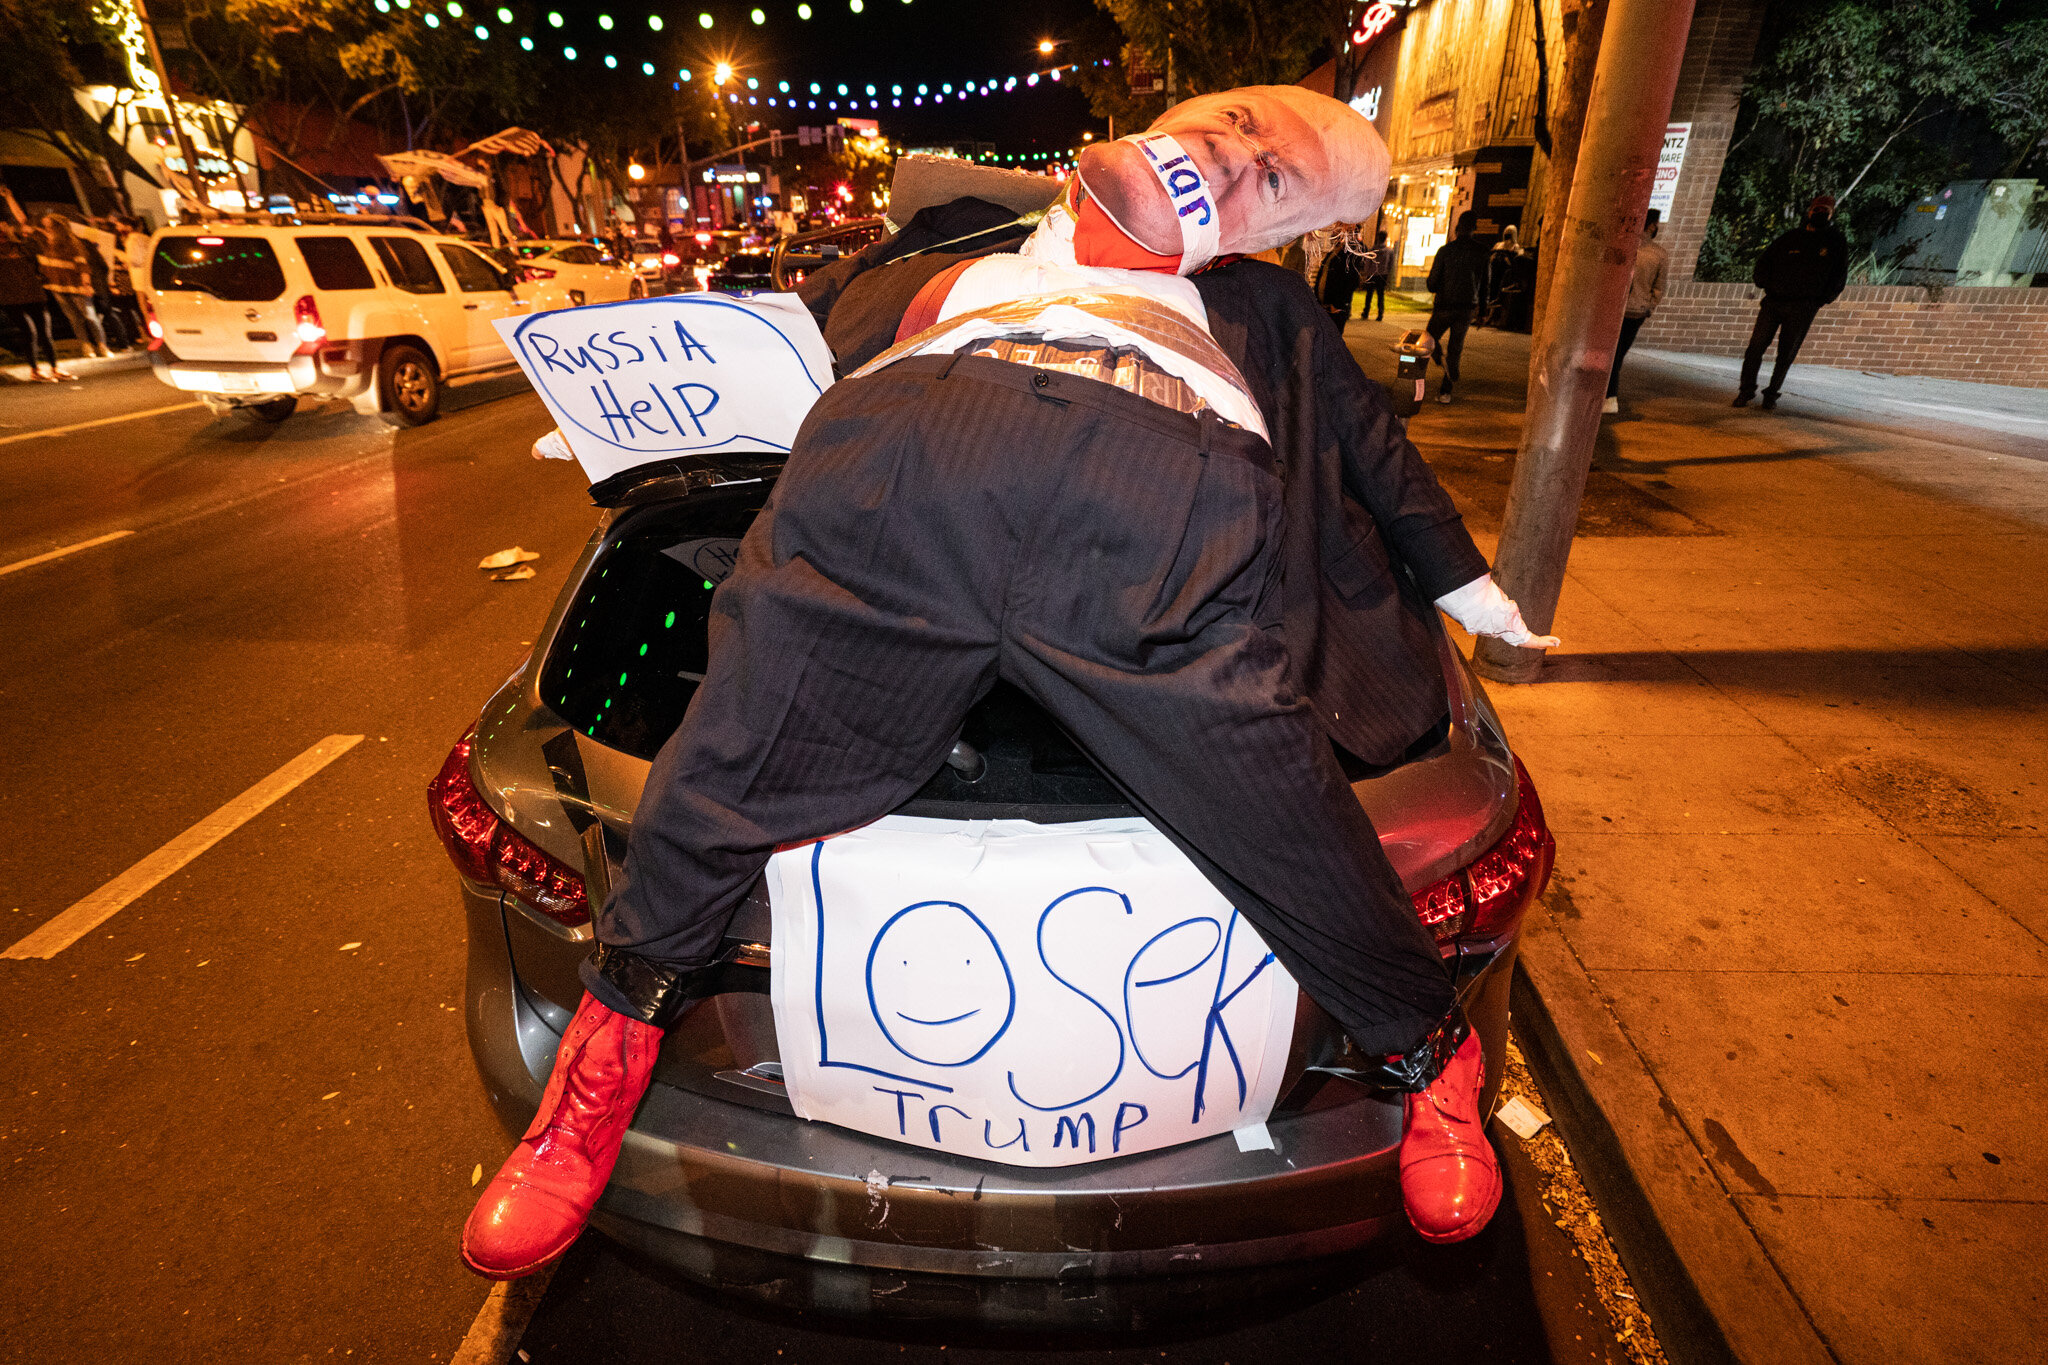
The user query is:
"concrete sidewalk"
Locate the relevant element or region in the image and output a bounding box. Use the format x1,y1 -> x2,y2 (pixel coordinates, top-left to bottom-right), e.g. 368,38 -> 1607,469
1342,318 -> 2048,1365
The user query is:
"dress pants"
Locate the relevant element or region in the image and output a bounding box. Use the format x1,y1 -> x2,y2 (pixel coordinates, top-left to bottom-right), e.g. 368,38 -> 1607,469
1361,278 -> 1386,321
1739,299 -> 1820,397
593,353 -> 1457,1056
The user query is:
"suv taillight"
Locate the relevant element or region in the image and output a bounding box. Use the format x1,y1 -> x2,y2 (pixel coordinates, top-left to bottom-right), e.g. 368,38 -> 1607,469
1409,758 -> 1555,946
141,294 -> 163,347
292,294 -> 325,347
429,734 -> 591,928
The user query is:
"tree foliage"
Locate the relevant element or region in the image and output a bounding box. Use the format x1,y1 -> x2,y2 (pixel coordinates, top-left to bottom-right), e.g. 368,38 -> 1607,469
0,0 -> 163,209
1698,0 -> 2048,281
1068,0 -> 1346,133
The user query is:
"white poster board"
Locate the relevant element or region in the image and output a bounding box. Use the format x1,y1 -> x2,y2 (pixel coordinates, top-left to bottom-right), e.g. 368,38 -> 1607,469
493,292 -> 834,487
766,816 -> 1299,1168
1648,123 -> 1691,220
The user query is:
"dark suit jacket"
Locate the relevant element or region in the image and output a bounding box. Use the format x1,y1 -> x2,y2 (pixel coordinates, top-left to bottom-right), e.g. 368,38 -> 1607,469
798,206 -> 1488,766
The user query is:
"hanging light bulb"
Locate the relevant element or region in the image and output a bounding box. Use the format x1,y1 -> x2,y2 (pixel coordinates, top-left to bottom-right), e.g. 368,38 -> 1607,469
714,61 -> 732,83
597,13 -> 613,30
647,13 -> 662,29
547,10 -> 562,24
699,11 -> 712,26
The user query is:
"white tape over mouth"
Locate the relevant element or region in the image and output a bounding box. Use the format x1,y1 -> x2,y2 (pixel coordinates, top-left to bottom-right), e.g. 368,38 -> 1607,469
1081,132 -> 1223,276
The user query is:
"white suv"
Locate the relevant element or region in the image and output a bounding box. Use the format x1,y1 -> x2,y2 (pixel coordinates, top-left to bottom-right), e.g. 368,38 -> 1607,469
142,217 -> 539,426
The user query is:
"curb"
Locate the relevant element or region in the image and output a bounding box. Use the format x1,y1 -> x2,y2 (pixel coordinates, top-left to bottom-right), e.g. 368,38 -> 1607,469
1,350 -> 152,383
1510,917 -> 1836,1365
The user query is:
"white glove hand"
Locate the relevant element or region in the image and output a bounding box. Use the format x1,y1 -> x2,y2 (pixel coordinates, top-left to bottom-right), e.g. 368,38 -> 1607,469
531,428 -> 574,461
1434,574 -> 1561,649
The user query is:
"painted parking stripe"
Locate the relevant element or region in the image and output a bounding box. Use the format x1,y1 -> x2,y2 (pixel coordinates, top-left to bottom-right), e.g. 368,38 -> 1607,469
0,530 -> 136,578
451,1262 -> 558,1365
1,734 -> 365,961
0,401 -> 204,447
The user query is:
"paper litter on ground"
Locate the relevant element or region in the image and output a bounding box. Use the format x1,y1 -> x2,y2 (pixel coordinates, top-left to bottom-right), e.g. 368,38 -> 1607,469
1494,1093 -> 1551,1139
478,547 -> 540,570
491,565 -> 538,582
1233,1122 -> 1275,1152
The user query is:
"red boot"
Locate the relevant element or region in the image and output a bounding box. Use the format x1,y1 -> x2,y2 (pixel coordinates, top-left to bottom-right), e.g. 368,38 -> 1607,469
462,992 -> 664,1278
1399,1030 -> 1501,1244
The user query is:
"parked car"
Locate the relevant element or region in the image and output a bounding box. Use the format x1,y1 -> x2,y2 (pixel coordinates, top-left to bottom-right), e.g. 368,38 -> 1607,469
704,248 -> 776,293
437,457 -> 1555,1327
510,238 -> 643,308
142,218 -> 537,425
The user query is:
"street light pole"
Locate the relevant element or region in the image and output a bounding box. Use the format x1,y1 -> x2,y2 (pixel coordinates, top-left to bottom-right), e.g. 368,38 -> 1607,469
1472,0 -> 1697,684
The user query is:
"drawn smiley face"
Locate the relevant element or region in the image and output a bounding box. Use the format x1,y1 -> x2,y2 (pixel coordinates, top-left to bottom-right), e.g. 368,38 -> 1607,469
866,901 -> 1016,1067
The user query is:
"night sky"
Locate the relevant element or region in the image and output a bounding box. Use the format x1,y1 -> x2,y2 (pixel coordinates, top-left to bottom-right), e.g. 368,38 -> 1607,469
521,0 -> 1105,154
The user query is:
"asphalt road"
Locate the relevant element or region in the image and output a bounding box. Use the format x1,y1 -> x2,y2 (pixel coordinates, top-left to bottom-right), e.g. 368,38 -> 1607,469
0,365 -> 1626,1364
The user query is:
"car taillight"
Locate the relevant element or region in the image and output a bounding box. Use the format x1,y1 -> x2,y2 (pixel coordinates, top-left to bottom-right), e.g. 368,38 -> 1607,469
1408,758 -> 1555,946
292,294 -> 325,346
429,734 -> 591,928
661,252 -> 680,266
520,265 -> 556,281
141,295 -> 163,348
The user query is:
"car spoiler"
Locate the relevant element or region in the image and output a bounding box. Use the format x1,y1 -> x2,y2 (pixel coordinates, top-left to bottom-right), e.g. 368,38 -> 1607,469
586,452 -> 788,510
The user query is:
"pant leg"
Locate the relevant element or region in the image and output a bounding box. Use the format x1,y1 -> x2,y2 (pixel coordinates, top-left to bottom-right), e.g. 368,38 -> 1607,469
1739,304 -> 1779,395
3,303 -> 52,368
1425,309 -> 1451,375
1608,314 -> 1647,398
589,359 -> 1026,1006
94,292 -> 126,349
1000,395 -> 1454,1056
1365,280 -> 1385,320
1440,310 -> 1471,386
1766,306 -> 1817,395
49,291 -> 103,355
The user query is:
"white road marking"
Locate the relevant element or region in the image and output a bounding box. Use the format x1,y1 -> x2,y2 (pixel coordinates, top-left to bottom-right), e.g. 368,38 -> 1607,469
451,1261 -> 559,1365
0,401 -> 204,447
0,530 -> 135,578
1,734 -> 365,960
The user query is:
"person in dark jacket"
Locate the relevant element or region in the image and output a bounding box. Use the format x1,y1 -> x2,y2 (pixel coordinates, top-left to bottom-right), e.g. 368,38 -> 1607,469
1359,230 -> 1391,321
1315,228 -> 1365,331
1424,211 -> 1488,403
1737,195 -> 1849,409
0,219 -> 64,381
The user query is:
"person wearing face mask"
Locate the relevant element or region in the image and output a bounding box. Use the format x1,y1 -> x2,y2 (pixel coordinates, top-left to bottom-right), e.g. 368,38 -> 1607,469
1736,195 -> 1849,410
467,87 -> 1553,1279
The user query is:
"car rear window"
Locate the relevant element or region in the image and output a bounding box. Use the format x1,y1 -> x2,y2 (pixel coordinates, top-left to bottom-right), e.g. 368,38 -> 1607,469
150,236 -> 286,301
297,236 -> 374,290
537,482 -> 1131,815
540,491 -> 763,760
370,235 -> 445,293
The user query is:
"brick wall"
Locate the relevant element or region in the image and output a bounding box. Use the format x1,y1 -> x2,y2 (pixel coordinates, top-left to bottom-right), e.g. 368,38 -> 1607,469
1637,282 -> 2048,388
1660,0 -> 1768,283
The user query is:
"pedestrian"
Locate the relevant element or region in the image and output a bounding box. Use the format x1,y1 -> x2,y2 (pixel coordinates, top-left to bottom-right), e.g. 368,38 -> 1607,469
0,219 -> 66,381
1359,229 -> 1391,321
1424,210 -> 1487,403
36,214 -> 109,359
1315,226 -> 1364,331
122,215 -> 155,295
1480,225 -> 1524,329
77,216 -> 135,351
1736,194 -> 1848,410
1604,207 -> 1668,415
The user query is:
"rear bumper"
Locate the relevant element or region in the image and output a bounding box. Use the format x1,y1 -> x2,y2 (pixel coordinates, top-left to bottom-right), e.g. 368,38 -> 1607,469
151,341 -> 378,401
461,878 -> 1520,1313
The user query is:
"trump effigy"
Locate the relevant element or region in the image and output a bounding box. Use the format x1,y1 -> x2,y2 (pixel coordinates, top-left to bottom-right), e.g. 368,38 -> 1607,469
463,86 -> 1556,1279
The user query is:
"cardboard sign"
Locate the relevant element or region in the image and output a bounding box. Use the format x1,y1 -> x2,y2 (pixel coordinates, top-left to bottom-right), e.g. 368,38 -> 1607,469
494,293 -> 834,486
766,816 -> 1299,1168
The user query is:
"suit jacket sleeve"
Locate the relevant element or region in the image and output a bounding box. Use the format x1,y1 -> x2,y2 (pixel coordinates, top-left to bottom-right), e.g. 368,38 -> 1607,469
1307,284 -> 1490,599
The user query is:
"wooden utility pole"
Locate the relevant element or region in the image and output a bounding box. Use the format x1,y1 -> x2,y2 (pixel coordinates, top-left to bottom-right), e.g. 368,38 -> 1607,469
1473,0 -> 1697,684
1526,0 -> 1607,349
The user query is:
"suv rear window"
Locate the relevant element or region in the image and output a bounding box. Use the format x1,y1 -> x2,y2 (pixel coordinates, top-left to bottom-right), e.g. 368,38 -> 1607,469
297,236 -> 374,290
370,236 -> 445,294
151,236 -> 286,301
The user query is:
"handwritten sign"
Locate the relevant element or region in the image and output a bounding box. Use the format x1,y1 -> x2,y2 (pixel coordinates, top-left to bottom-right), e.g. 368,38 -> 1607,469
766,815 -> 1298,1168
494,292 -> 834,486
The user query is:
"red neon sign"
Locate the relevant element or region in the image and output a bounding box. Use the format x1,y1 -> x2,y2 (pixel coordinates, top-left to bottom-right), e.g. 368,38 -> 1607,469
1351,1 -> 1398,47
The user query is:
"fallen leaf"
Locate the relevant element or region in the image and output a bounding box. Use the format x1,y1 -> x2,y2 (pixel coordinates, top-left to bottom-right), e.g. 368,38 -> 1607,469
340,942 -> 363,951
125,953 -> 145,963
321,1092 -> 340,1101
1586,1049 -> 1604,1065
478,547 -> 540,570
195,960 -> 209,967
491,565 -> 537,582
471,1164 -> 484,1186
